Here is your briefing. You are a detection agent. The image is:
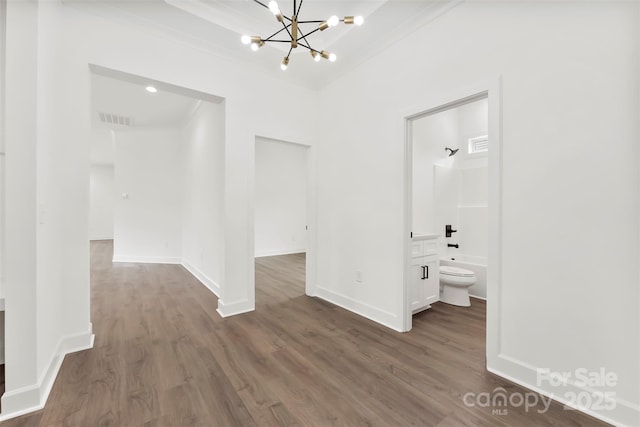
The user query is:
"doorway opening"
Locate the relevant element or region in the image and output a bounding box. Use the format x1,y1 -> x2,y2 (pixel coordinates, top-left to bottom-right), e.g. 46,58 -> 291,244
404,87 -> 500,338
254,137 -> 309,308
88,64 -> 226,297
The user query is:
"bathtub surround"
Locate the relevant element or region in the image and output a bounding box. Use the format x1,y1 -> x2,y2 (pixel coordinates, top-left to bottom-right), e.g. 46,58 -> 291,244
434,162 -> 489,293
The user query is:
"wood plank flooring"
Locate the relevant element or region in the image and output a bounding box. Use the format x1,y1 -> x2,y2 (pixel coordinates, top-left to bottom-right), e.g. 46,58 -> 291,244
1,240 -> 609,426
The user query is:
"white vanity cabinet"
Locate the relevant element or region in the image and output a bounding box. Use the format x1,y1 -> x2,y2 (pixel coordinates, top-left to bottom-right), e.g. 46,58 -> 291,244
410,236 -> 440,313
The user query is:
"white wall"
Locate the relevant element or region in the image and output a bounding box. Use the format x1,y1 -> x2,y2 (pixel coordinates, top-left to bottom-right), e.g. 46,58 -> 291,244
3,0 -> 40,408
181,101 -> 225,295
255,138 -> 308,257
317,2 -> 639,425
113,129 -> 183,263
89,165 -> 114,240
89,128 -> 114,166
0,0 -> 6,367
3,0 -> 95,415
0,0 -> 6,302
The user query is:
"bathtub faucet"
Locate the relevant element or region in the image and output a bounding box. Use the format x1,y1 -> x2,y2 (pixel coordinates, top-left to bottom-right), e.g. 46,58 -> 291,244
447,243 -> 459,248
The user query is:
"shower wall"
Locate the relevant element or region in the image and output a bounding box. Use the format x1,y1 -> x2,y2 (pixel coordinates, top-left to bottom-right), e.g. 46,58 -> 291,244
458,165 -> 488,259
412,108 -> 458,233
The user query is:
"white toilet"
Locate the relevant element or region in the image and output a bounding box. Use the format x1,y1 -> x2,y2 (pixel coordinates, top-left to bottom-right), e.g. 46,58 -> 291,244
439,266 -> 476,307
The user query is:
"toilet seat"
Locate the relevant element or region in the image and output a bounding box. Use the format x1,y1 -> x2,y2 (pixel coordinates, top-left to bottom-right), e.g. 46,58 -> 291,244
440,266 -> 474,277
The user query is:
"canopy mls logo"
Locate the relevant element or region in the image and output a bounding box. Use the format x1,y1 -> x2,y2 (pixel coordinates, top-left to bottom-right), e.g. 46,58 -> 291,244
462,368 -> 618,416
462,387 -> 553,416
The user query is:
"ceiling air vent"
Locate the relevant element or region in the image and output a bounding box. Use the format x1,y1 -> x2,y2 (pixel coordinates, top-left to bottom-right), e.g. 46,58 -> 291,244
98,112 -> 134,128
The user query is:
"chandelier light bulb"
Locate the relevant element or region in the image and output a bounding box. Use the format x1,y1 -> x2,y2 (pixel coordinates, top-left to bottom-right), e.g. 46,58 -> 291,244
268,0 -> 280,15
241,35 -> 251,45
281,57 -> 289,70
251,43 -> 259,52
328,53 -> 337,62
327,15 -> 339,27
354,15 -> 364,26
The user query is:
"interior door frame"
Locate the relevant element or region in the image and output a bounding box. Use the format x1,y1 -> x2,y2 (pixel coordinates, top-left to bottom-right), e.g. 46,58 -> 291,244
401,77 -> 503,365
252,136 -> 317,300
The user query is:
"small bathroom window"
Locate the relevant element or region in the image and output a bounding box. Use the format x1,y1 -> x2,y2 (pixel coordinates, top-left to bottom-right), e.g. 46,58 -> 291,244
468,135 -> 489,154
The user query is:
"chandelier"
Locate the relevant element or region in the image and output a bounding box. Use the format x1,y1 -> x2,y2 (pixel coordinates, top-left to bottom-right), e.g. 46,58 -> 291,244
241,0 -> 364,70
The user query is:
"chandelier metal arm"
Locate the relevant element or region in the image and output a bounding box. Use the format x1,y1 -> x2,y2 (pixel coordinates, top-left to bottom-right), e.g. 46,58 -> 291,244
252,0 -> 269,10
261,24 -> 314,47
295,27 -> 314,49
264,26 -> 290,41
296,41 -> 313,51
299,26 -> 322,39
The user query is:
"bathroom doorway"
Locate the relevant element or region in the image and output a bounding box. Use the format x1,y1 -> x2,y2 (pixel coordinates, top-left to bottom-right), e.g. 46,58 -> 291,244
403,86 -> 501,335
254,137 -> 310,308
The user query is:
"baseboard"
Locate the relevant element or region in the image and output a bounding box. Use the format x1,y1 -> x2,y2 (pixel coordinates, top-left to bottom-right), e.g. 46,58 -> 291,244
255,249 -> 306,258
315,285 -> 401,332
0,324 -> 94,421
470,294 -> 487,301
216,299 -> 254,317
181,260 -> 220,297
112,255 -> 181,264
488,353 -> 640,427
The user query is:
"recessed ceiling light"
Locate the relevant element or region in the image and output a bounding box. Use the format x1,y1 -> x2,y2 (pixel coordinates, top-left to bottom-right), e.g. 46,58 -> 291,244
145,86 -> 158,93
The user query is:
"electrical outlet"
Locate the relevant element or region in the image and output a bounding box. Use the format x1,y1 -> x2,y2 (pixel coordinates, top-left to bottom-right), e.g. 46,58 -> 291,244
356,270 -> 363,283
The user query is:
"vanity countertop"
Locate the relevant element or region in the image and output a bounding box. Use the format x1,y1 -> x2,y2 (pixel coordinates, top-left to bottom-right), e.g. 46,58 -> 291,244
412,233 -> 440,241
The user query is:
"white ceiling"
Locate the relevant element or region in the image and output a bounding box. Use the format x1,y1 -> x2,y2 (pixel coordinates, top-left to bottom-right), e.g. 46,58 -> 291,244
90,72 -> 198,165
68,0 -> 461,89
91,74 -> 199,130
167,0 -> 387,54
90,65 -> 224,165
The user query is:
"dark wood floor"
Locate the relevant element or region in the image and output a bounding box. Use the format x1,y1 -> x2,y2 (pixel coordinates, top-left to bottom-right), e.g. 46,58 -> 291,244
1,240 -> 609,426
